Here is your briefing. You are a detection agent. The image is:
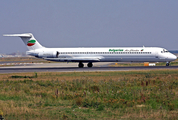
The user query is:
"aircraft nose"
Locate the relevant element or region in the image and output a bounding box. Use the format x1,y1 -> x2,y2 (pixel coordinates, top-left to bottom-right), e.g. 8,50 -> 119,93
171,54 -> 177,60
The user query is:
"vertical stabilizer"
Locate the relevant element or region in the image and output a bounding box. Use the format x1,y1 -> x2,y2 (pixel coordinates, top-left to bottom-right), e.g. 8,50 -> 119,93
3,33 -> 44,50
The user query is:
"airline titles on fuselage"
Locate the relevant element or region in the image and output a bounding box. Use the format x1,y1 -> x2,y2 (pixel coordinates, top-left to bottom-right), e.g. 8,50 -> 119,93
109,49 -> 143,52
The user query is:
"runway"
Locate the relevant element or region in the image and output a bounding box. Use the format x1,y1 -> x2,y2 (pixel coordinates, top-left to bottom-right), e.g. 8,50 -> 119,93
0,63 -> 178,73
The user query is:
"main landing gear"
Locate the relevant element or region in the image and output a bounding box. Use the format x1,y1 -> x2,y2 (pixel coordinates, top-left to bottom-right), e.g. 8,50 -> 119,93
78,62 -> 93,68
87,62 -> 93,67
78,62 -> 84,68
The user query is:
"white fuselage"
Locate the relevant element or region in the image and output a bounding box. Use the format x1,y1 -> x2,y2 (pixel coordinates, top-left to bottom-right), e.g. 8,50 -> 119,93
4,33 -> 177,67
26,47 -> 177,63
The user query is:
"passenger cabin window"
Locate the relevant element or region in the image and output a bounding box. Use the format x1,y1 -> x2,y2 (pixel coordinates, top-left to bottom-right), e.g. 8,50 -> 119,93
59,51 -> 153,54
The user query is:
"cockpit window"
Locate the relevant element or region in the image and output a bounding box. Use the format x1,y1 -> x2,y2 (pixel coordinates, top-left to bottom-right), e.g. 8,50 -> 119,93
161,49 -> 169,53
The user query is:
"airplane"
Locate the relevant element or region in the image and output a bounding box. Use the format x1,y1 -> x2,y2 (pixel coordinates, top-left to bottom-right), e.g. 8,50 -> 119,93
3,33 -> 177,68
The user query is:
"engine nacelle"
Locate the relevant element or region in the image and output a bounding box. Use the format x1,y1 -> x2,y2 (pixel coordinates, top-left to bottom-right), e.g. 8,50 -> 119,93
37,51 -> 59,58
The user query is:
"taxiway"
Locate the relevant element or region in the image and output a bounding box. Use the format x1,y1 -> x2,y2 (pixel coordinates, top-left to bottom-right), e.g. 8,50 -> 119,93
0,63 -> 178,73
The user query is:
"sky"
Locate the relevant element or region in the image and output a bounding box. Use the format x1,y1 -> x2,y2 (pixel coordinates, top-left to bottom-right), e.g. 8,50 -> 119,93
0,0 -> 178,53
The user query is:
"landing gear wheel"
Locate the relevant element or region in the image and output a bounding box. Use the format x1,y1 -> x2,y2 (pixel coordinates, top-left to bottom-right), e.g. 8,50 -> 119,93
87,62 -> 93,67
166,63 -> 169,66
78,62 -> 84,68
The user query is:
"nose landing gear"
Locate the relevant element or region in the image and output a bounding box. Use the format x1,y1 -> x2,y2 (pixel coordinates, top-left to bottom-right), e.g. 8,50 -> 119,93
166,62 -> 170,66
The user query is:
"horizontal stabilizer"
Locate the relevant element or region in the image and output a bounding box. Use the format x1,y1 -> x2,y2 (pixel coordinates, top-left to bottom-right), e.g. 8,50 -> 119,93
3,33 -> 32,38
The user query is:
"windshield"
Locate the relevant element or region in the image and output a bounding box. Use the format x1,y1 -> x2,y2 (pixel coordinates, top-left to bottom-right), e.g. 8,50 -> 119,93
161,49 -> 169,53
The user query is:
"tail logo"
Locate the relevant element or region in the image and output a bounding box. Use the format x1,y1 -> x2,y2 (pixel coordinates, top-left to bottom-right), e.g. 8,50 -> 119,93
27,40 -> 36,46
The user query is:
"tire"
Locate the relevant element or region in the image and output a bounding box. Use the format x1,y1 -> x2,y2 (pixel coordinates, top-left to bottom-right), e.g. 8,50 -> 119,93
87,62 -> 93,67
166,63 -> 169,66
78,62 -> 84,68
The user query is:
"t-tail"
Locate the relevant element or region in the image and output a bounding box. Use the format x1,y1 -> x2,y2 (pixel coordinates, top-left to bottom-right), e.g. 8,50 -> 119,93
3,33 -> 44,50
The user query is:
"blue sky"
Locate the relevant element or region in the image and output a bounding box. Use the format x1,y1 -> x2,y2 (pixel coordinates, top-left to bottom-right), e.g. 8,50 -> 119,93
0,0 -> 178,53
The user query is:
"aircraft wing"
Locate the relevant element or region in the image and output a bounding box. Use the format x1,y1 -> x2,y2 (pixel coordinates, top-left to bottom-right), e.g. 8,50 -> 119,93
44,57 -> 102,62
